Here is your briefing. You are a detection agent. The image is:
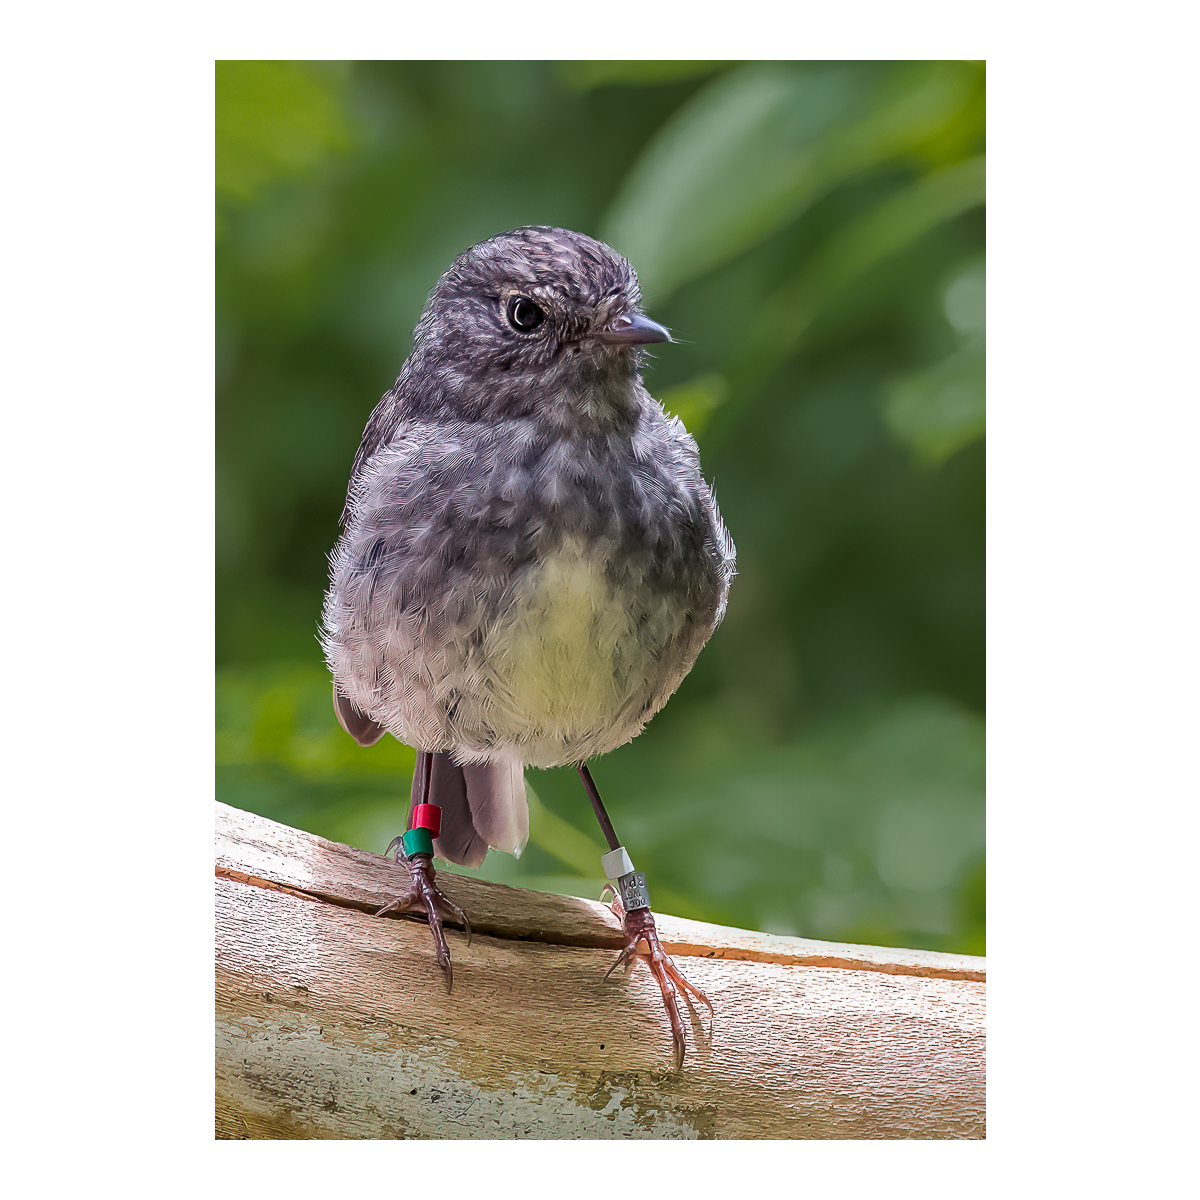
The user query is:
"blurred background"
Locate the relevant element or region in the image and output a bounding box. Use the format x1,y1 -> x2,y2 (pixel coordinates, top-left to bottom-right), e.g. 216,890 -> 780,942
216,60 -> 984,955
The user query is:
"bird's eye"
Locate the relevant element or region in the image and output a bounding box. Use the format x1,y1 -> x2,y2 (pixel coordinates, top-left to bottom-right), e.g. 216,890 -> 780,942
506,296 -> 544,332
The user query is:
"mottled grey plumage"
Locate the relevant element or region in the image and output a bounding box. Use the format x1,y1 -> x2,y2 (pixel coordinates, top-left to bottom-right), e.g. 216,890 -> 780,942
323,226 -> 735,869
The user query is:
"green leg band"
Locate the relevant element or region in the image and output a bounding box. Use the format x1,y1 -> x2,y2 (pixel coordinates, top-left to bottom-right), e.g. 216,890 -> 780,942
402,827 -> 434,858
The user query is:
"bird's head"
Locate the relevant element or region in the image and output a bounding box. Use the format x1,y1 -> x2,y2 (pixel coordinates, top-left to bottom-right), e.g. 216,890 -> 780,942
410,226 -> 671,426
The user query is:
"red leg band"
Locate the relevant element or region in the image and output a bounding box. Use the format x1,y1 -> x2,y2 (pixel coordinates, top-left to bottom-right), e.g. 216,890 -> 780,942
412,804 -> 441,837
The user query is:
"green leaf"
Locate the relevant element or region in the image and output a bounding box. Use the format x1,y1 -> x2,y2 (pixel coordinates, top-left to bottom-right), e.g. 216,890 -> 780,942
600,61 -> 979,298
655,372 -> 730,437
216,662 -> 415,779
526,785 -> 607,876
555,61 -> 727,92
216,61 -> 354,204
884,345 -> 985,466
600,62 -> 862,296
586,695 -> 985,947
943,256 -> 986,337
796,155 -> 986,299
885,256 -> 986,466
709,155 -> 986,441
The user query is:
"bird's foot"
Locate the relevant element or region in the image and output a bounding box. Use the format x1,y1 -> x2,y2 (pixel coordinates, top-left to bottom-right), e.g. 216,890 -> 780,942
604,889 -> 713,1071
376,849 -> 471,993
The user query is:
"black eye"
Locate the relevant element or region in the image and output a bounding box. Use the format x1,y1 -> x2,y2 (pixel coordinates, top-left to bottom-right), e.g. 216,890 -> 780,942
506,296 -> 544,332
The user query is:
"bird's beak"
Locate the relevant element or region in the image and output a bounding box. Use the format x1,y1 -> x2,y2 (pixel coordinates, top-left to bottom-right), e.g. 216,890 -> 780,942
593,311 -> 672,346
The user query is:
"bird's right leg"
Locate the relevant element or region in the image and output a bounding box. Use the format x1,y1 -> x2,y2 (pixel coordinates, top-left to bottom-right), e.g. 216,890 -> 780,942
376,750 -> 472,992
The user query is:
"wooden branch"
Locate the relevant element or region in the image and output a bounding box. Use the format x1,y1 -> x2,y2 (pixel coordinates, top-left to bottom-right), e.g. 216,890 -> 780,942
216,802 -> 985,1139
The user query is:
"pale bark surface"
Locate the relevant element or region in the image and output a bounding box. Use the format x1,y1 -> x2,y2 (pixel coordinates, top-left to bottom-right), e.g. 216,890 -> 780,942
216,802 -> 985,1139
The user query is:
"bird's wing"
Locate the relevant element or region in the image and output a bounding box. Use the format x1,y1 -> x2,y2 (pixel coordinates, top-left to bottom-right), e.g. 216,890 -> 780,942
332,685 -> 387,746
338,366 -> 414,526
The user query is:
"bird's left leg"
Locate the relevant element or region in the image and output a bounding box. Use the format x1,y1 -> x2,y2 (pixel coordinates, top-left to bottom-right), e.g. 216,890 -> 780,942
578,763 -> 713,1071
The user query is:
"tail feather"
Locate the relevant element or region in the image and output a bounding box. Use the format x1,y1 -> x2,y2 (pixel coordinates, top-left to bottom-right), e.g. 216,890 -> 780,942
420,750 -> 528,869
463,754 -> 528,857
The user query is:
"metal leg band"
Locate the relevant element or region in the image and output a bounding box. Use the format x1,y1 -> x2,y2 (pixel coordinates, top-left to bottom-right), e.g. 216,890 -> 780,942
617,871 -> 650,912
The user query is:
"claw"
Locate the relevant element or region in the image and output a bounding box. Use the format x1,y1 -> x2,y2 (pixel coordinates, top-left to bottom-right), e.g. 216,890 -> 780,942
375,852 -> 467,994
602,945 -> 637,981
610,906 -> 712,1071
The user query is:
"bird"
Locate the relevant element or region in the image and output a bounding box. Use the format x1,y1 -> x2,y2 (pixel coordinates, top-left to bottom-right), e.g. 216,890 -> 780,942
322,225 -> 736,1069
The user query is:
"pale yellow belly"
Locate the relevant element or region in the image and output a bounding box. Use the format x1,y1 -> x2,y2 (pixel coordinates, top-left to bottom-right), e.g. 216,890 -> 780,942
477,536 -> 685,765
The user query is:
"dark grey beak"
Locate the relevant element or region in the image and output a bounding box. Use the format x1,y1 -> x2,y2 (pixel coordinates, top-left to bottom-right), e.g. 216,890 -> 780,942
593,311 -> 672,346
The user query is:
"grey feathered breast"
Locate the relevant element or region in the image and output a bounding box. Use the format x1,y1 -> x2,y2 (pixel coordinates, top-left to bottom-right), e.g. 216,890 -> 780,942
322,397 -> 734,768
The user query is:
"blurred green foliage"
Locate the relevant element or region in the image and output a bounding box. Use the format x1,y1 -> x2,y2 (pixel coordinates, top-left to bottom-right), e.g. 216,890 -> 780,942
216,61 -> 354,204
216,61 -> 985,956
